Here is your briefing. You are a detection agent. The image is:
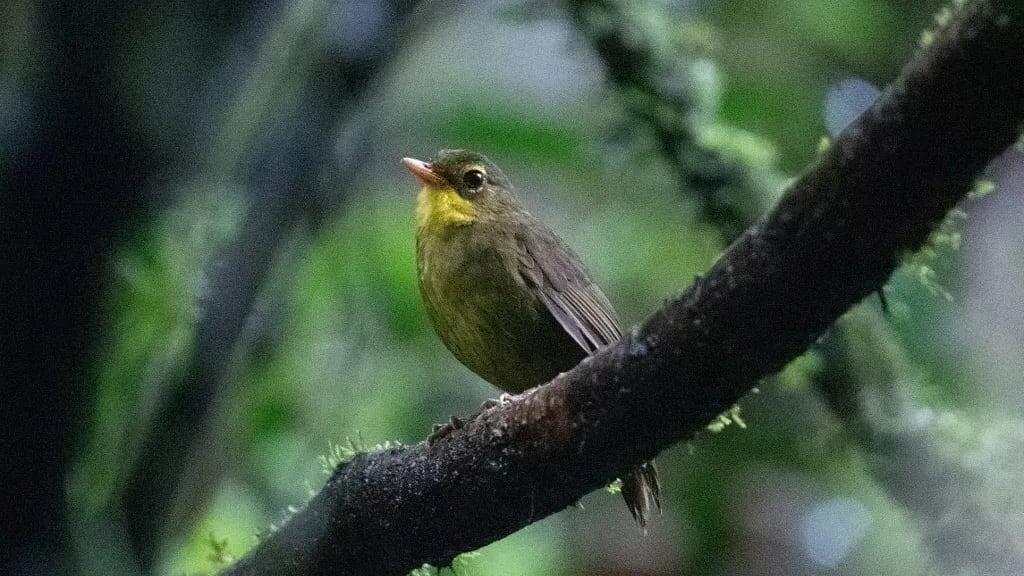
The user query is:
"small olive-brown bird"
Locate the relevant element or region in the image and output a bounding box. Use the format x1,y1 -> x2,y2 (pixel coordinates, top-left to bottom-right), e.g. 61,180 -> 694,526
403,149 -> 660,527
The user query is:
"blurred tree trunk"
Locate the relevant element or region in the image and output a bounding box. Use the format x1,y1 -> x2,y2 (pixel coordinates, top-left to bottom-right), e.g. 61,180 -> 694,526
0,0 -> 434,573
114,0 -> 445,568
0,1 -> 174,573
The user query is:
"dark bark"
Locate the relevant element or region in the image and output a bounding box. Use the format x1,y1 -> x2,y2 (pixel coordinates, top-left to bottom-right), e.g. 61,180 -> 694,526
574,3 -> 1024,574
223,2 -> 1024,574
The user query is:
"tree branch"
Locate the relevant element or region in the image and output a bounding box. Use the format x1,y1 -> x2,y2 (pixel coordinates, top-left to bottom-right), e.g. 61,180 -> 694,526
564,0 -> 767,238
223,2 -> 1024,574
571,2 -> 1024,573
817,312 -> 1024,575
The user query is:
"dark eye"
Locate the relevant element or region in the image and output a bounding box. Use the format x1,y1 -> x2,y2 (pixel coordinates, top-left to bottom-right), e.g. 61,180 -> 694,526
462,170 -> 485,190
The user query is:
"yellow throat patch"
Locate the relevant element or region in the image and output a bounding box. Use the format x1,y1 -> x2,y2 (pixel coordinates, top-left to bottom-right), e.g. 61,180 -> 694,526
416,185 -> 476,229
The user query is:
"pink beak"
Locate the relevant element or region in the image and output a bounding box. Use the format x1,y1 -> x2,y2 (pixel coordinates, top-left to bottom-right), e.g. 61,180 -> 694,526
402,157 -> 443,187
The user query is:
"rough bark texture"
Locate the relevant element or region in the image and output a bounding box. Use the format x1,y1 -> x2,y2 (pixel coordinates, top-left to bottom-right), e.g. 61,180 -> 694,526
223,2 -> 1024,574
569,3 -> 1024,572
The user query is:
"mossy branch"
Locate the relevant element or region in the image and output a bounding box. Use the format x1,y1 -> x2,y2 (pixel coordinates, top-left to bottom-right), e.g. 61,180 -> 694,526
817,313 -> 1024,575
223,2 -> 1024,574
574,2 -> 1024,573
564,0 -> 772,238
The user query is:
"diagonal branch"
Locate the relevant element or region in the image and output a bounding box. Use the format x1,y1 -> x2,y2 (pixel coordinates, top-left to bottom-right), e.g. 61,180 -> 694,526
570,2 -> 1024,573
223,2 -> 1024,574
564,0 -> 766,238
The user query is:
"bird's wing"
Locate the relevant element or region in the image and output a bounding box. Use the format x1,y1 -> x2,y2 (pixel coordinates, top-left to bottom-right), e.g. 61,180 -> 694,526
516,217 -> 660,527
515,217 -> 622,353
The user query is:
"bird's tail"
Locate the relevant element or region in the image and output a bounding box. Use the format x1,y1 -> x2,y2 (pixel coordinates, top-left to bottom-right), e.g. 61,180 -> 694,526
621,459 -> 661,529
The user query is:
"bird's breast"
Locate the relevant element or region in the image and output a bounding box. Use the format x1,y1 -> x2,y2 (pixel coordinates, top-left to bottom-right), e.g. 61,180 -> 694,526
416,225 -> 578,392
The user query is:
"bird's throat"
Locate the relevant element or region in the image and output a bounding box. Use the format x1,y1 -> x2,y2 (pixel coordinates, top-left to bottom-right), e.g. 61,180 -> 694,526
416,185 -> 476,229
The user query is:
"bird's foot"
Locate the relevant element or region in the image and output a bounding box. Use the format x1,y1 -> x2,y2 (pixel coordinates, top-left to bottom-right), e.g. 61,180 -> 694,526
427,415 -> 465,445
427,394 -> 515,445
479,392 -> 514,411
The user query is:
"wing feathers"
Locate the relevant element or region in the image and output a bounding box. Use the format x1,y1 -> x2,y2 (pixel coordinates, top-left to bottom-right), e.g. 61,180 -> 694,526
535,289 -> 602,353
514,216 -> 662,528
515,219 -> 622,353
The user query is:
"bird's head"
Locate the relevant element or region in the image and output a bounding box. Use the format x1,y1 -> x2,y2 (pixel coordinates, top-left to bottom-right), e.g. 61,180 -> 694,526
403,150 -> 518,230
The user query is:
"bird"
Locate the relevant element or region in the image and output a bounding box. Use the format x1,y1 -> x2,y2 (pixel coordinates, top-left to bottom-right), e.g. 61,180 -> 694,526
402,149 -> 661,527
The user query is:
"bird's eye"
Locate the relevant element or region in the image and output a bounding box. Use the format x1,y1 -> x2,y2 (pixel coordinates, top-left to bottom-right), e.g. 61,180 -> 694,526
462,170 -> 485,190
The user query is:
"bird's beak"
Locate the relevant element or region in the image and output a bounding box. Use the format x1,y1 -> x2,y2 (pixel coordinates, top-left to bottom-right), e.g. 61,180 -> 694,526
402,157 -> 443,187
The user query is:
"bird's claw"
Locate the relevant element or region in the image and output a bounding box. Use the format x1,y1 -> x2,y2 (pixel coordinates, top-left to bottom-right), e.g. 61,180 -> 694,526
428,394 -> 514,445
427,415 -> 464,444
479,393 -> 514,411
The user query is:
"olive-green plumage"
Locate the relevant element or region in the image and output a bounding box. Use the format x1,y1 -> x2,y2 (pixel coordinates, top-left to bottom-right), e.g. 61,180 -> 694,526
406,149 -> 660,527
